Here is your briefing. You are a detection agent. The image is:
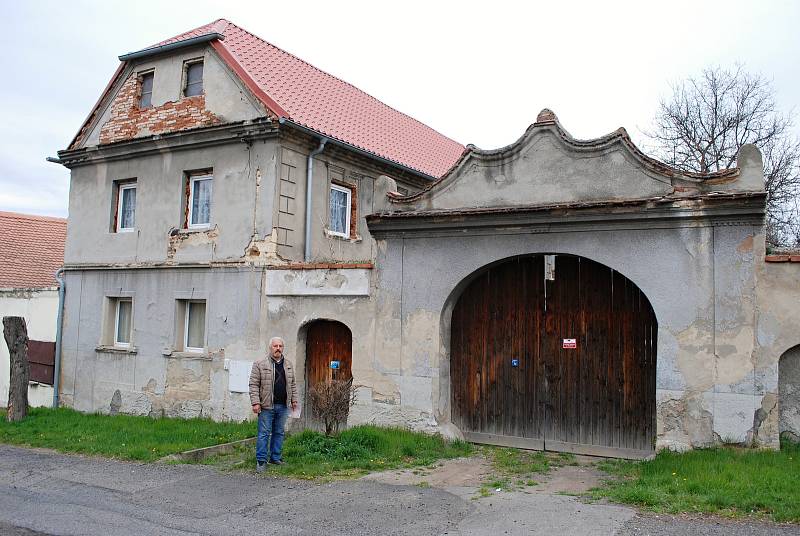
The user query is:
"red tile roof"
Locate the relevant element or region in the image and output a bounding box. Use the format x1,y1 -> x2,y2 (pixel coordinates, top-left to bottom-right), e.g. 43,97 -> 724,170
0,212 -> 66,289
78,19 -> 465,178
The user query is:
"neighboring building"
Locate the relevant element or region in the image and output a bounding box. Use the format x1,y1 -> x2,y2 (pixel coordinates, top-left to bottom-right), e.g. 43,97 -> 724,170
54,20 -> 799,458
0,211 -> 67,408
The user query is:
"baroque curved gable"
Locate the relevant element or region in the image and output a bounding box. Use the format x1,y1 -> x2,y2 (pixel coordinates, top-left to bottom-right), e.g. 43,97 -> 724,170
387,109 -> 759,213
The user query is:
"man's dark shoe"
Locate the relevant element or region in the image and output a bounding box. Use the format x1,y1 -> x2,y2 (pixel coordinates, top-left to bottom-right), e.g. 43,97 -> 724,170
268,459 -> 285,465
256,461 -> 267,473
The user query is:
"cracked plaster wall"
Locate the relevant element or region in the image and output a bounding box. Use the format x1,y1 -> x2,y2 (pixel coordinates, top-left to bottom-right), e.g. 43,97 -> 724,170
65,137 -> 279,266
374,221 -> 783,451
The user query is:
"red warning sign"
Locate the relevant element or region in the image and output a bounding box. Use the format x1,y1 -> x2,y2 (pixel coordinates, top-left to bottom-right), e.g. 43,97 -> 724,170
562,338 -> 577,349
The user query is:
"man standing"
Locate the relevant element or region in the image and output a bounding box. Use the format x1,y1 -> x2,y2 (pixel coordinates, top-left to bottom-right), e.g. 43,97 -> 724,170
249,337 -> 298,472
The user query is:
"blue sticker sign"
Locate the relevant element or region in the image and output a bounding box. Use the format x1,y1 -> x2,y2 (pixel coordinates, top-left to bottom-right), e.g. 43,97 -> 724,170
511,359 -> 520,367
330,360 -> 340,370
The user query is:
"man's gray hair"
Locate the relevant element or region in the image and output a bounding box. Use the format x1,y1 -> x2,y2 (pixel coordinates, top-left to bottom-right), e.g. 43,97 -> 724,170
269,336 -> 285,346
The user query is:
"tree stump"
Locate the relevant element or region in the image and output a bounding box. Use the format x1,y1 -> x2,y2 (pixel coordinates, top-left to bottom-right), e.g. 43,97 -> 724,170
3,316 -> 30,422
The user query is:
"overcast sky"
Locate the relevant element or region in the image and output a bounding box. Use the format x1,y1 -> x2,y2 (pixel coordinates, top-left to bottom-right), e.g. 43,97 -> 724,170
1,0 -> 798,217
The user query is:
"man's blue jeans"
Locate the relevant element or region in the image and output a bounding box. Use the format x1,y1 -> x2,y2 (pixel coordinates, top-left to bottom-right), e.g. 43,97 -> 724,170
256,404 -> 289,463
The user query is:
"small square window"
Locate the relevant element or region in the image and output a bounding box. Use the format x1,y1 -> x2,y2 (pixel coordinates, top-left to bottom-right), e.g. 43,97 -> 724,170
177,300 -> 206,352
115,181 -> 136,232
139,72 -> 154,108
114,299 -> 133,347
184,61 -> 204,97
329,184 -> 351,238
187,174 -> 213,228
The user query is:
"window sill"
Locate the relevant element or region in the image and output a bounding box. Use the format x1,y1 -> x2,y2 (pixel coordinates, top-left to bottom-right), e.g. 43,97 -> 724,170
323,228 -> 362,243
95,345 -> 138,355
162,350 -> 211,360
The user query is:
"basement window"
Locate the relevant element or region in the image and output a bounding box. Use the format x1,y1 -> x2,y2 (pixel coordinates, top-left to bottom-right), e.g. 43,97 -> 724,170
183,60 -> 204,97
329,184 -> 352,238
114,180 -> 136,233
176,300 -> 206,353
114,298 -> 133,348
186,173 -> 213,229
139,71 -> 154,108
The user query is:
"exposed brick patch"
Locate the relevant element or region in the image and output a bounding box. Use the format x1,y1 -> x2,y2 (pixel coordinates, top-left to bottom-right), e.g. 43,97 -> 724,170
98,73 -> 221,145
266,262 -> 373,270
765,255 -> 800,263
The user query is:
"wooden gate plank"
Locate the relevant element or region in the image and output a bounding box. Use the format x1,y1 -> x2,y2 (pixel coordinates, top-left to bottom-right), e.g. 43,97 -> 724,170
450,254 -> 656,456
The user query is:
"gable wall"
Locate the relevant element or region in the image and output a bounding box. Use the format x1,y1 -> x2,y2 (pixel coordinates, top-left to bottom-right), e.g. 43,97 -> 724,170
80,45 -> 264,148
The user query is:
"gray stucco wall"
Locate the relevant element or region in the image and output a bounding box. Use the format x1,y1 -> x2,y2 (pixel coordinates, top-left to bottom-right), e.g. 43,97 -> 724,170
59,267 -> 265,421
65,137 -> 278,266
368,222 -> 774,451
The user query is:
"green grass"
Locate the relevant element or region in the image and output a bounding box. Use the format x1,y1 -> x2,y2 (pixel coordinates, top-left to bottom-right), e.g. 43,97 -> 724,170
0,407 -> 256,461
593,441 -> 800,523
201,425 -> 473,479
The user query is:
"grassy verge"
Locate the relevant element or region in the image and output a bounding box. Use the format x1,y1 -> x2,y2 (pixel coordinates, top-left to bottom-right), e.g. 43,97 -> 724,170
0,407 -> 256,461
199,425 -> 472,479
592,441 -> 800,523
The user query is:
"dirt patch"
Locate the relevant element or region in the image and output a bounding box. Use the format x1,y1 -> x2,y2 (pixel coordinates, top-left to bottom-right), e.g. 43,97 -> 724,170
531,460 -> 607,495
363,450 -> 609,497
362,455 -> 491,488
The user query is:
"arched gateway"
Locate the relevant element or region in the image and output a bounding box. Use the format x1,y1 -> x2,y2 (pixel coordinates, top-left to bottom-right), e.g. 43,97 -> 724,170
450,254 -> 657,458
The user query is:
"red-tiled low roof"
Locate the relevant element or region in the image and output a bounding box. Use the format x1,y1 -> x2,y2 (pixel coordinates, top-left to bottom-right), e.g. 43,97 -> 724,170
76,19 -> 465,178
0,212 -> 66,289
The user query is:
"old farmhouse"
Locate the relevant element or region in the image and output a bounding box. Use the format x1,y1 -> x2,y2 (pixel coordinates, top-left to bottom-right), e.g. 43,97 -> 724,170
53,19 -> 800,458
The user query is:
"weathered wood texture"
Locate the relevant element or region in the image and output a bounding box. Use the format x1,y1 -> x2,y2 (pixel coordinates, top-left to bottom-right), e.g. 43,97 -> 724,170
3,316 -> 30,422
28,340 -> 55,385
305,320 -> 353,425
451,255 -> 657,455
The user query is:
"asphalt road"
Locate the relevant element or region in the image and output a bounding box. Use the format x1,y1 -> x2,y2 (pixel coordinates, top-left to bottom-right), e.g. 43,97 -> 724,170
0,445 -> 796,536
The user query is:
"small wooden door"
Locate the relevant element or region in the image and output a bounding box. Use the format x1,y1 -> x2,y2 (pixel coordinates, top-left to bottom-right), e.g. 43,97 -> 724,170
450,254 -> 657,459
305,320 -> 353,424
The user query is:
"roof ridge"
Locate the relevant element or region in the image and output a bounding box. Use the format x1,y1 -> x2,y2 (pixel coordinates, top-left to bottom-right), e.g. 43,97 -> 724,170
0,211 -> 67,222
224,21 -> 463,147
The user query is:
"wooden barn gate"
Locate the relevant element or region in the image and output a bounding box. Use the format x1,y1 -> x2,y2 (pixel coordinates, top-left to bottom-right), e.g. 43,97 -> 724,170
450,254 -> 657,459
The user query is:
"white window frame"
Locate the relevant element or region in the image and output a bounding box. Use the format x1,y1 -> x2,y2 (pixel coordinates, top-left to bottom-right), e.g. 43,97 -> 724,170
187,174 -> 213,229
183,300 -> 206,353
114,298 -> 132,348
329,183 -> 351,238
116,183 -> 136,233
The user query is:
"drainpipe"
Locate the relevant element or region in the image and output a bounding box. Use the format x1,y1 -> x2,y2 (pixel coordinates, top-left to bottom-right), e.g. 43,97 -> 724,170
304,137 -> 328,262
52,268 -> 66,408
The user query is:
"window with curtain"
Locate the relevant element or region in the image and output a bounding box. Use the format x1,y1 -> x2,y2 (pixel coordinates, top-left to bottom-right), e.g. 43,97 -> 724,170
188,175 -> 212,228
184,300 -> 206,351
184,61 -> 204,97
329,184 -> 351,237
117,182 -> 136,232
115,299 -> 132,346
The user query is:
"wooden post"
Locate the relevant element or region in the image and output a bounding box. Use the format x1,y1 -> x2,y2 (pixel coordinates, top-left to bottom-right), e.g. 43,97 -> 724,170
3,316 -> 30,422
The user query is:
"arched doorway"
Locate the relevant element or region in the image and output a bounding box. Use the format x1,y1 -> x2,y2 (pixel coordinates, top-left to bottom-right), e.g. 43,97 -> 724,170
304,320 -> 353,427
779,345 -> 800,443
449,254 -> 657,458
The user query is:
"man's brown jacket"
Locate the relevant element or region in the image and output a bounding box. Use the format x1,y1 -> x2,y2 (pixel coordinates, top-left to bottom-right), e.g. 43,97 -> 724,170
249,357 -> 298,409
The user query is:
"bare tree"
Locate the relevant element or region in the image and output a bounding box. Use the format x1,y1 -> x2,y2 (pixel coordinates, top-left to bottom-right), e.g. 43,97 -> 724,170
645,66 -> 800,248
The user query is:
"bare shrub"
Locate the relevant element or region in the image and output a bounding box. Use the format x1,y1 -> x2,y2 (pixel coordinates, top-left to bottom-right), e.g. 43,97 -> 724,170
308,378 -> 357,436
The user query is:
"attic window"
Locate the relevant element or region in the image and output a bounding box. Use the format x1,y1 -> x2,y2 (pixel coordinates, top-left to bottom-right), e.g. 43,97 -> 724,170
139,72 -> 154,108
184,60 -> 204,97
